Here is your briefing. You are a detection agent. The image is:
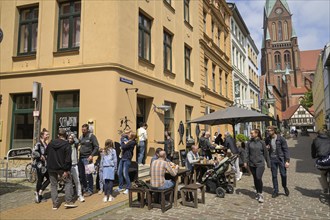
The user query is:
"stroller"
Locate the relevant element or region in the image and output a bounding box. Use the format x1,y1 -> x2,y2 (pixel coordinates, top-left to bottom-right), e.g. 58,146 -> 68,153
201,154 -> 238,198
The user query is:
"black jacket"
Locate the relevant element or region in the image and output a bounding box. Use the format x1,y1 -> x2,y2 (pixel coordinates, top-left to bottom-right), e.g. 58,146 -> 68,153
245,139 -> 270,168
121,140 -> 136,160
269,135 -> 290,163
311,134 -> 330,158
224,136 -> 239,154
46,138 -> 72,172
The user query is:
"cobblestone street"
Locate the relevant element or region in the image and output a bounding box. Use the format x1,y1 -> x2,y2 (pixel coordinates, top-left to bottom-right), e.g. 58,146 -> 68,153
94,134 -> 329,220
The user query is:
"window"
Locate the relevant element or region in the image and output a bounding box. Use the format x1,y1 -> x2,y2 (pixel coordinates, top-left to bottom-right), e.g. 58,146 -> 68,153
58,0 -> 81,50
284,50 -> 291,69
278,21 -> 282,41
217,27 -> 221,47
212,64 -> 216,91
11,94 -> 34,149
163,31 -> 172,71
184,45 -> 191,80
185,106 -> 192,140
18,7 -> 38,55
184,0 -> 190,23
272,22 -> 276,41
164,101 -> 175,140
211,20 -> 214,40
203,11 -> 207,33
274,52 -> 281,70
225,73 -> 228,97
277,76 -> 281,89
284,21 -> 288,40
53,91 -> 80,137
139,13 -> 152,61
204,58 -> 208,88
219,69 -> 223,95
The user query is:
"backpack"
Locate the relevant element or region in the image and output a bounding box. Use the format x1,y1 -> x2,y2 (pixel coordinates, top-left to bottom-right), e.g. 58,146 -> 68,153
132,179 -> 150,189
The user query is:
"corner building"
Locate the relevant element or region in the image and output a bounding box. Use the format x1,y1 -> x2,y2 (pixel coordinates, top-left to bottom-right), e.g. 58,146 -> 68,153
0,0 -> 204,161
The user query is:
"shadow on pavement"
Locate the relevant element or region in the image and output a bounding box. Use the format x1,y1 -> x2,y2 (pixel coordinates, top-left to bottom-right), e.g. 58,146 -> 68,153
295,186 -> 330,206
0,180 -> 32,196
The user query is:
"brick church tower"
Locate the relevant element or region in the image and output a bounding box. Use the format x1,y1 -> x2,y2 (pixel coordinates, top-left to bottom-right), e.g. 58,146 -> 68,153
261,0 -> 302,109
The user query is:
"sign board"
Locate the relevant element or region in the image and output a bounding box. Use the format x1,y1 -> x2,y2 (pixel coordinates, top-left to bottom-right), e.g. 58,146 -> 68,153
265,98 -> 276,104
243,99 -> 254,105
6,147 -> 32,159
120,77 -> 133,85
234,81 -> 240,98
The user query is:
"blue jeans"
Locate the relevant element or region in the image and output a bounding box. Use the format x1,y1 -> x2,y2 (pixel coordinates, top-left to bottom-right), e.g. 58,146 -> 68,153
78,158 -> 94,193
270,157 -> 287,193
118,159 -> 131,189
158,180 -> 175,190
138,141 -> 145,164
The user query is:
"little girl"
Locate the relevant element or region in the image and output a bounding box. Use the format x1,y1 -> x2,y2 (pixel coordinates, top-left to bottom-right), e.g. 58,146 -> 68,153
100,139 -> 117,202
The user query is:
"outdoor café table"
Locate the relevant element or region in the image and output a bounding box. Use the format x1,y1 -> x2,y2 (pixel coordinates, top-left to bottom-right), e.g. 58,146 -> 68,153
165,168 -> 190,207
193,162 -> 214,183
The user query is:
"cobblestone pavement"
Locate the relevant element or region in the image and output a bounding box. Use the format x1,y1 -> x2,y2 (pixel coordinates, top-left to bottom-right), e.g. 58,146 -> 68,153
94,134 -> 330,220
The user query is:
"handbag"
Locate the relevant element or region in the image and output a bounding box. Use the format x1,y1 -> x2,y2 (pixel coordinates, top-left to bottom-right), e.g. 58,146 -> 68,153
85,163 -> 95,174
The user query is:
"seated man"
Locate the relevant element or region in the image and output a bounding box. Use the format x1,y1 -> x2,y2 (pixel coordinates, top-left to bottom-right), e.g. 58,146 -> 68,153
150,147 -> 164,166
186,145 -> 200,172
150,151 -> 178,189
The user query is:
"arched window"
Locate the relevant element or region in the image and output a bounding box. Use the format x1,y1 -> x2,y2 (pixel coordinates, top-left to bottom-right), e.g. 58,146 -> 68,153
283,21 -> 288,40
284,50 -> 291,69
278,21 -> 282,41
274,52 -> 281,70
272,22 -> 276,41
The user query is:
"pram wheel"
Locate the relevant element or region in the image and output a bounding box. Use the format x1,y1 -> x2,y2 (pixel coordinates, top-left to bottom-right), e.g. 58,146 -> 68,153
226,185 -> 234,194
216,187 -> 225,198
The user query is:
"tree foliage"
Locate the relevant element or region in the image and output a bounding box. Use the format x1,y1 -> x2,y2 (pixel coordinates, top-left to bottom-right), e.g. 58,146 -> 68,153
300,90 -> 313,108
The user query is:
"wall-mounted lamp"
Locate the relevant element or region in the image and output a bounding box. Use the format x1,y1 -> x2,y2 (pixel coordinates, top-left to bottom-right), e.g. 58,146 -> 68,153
152,103 -> 171,111
125,88 -> 139,92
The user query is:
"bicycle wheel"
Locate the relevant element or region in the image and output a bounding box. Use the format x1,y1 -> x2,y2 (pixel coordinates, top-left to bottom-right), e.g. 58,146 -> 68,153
25,163 -> 37,183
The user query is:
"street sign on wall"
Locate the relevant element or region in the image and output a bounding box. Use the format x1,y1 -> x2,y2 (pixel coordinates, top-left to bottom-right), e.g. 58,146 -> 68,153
243,99 -> 254,105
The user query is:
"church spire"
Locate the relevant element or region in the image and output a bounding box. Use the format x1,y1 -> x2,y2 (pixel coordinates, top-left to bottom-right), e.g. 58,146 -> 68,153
265,0 -> 291,17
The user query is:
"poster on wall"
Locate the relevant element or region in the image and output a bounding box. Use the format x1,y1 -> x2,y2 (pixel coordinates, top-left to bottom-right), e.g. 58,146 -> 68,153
55,112 -> 79,137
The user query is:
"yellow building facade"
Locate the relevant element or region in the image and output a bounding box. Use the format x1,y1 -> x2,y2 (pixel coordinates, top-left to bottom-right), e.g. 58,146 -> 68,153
0,0 -> 232,161
200,0 -> 233,135
312,54 -> 325,132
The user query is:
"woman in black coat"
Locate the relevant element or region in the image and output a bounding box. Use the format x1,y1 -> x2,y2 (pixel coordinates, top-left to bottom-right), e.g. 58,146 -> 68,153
244,129 -> 270,203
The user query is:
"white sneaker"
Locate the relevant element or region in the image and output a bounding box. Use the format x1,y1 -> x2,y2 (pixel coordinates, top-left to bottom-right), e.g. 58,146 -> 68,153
123,189 -> 129,194
98,190 -> 103,195
78,196 -> 85,202
239,172 -> 243,179
108,196 -> 114,201
103,196 -> 108,203
258,194 -> 264,203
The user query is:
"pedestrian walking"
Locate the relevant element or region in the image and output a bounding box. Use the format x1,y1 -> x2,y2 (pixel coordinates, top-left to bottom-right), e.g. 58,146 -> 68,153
78,124 -> 99,197
137,122 -> 148,166
32,128 -> 50,203
244,129 -> 270,203
266,126 -> 290,198
46,128 -> 77,210
100,139 -> 117,202
68,133 -> 85,202
311,128 -> 330,194
199,131 -> 214,160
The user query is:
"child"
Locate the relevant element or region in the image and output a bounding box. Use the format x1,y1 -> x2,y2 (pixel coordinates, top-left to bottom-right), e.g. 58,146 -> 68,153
100,139 -> 117,202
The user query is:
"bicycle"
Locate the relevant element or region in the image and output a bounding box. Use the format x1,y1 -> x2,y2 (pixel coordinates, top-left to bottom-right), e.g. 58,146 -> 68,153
25,162 -> 37,183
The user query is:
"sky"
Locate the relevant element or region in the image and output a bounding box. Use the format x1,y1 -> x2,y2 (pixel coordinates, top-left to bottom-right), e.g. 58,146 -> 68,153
231,0 -> 330,53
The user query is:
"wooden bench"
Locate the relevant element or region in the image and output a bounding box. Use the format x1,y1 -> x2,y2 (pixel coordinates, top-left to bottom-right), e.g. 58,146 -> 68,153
180,183 -> 205,208
146,187 -> 173,213
128,187 -> 145,208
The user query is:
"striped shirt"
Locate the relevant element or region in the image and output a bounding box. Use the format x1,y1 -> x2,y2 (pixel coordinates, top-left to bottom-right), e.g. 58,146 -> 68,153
150,159 -> 177,188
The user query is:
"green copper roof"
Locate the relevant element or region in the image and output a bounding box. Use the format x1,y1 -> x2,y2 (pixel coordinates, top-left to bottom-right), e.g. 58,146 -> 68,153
291,26 -> 297,38
265,0 -> 291,17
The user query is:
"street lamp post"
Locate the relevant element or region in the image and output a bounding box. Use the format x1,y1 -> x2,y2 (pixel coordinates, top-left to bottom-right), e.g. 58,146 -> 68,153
32,82 -> 42,146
